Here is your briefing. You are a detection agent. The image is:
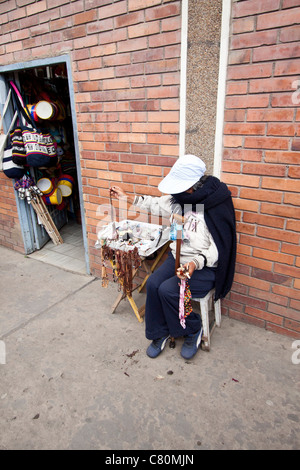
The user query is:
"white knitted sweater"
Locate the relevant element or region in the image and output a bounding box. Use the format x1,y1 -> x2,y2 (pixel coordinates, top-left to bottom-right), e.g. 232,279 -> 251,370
133,194 -> 218,269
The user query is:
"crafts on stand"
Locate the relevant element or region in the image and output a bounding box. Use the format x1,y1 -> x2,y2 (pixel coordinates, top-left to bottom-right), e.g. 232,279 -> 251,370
96,220 -> 168,257
14,175 -> 63,245
96,220 -> 170,295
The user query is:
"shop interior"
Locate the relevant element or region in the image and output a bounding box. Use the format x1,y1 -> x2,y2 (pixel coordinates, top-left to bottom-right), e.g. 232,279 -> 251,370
5,64 -> 86,275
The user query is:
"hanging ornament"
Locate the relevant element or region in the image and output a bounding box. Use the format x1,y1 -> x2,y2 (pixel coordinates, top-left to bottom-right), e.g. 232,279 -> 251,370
178,270 -> 193,329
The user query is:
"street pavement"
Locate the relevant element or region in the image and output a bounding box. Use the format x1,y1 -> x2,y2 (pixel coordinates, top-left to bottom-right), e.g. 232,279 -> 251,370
0,245 -> 299,450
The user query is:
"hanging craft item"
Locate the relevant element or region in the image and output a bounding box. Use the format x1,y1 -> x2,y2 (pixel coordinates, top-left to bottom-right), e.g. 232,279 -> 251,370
101,244 -> 141,296
37,177 -> 63,205
100,240 -> 109,288
10,124 -> 27,167
96,220 -> 166,257
170,214 -> 184,348
178,265 -> 193,329
14,175 -> 63,245
0,89 -> 24,179
14,175 -> 41,201
2,143 -> 25,179
26,104 -> 40,122
43,187 -> 63,206
0,88 -> 18,167
97,220 -> 168,296
37,177 -> 53,195
26,101 -> 61,122
10,82 -> 58,168
35,101 -> 54,120
35,101 -> 57,121
37,177 -> 62,205
96,209 -> 169,296
57,174 -> 74,197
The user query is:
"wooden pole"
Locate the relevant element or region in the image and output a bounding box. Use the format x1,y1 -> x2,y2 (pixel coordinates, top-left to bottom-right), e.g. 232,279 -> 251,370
30,195 -> 63,245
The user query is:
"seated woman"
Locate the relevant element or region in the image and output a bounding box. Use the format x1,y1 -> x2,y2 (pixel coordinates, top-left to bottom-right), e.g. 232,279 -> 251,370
111,154 -> 236,360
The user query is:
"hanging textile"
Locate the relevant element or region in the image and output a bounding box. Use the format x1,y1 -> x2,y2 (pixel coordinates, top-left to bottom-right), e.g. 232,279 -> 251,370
101,244 -> 141,296
179,278 -> 193,329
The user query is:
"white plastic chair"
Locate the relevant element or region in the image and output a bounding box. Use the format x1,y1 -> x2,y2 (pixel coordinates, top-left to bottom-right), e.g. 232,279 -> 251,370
193,289 -> 221,351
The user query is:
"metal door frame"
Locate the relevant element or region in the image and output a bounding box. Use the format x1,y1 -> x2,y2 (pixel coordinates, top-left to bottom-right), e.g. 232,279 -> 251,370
0,54 -> 90,274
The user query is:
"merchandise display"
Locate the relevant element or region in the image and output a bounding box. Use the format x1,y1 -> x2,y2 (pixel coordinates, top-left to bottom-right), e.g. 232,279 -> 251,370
14,174 -> 63,245
96,220 -> 171,321
96,220 -> 170,258
1,65 -> 82,243
57,174 -> 74,197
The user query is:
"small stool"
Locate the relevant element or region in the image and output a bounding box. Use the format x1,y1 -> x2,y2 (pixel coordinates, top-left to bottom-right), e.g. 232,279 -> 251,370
193,289 -> 221,351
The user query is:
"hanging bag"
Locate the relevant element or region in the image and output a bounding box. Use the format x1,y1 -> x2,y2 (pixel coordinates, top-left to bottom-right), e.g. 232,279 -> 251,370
0,89 -> 18,169
2,140 -> 26,179
0,88 -> 25,179
10,82 -> 31,166
10,82 -> 58,168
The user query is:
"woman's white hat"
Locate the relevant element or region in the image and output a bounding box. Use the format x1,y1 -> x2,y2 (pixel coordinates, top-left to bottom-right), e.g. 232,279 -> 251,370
158,154 -> 206,194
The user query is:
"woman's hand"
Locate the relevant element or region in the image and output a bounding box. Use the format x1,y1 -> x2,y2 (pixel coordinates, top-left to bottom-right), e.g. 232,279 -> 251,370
171,212 -> 185,224
176,261 -> 196,280
110,186 -> 128,200
110,186 -> 135,204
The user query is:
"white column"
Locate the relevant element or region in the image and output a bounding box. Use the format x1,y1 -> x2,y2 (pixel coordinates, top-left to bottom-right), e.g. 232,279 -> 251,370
179,0 -> 189,158
213,0 -> 231,178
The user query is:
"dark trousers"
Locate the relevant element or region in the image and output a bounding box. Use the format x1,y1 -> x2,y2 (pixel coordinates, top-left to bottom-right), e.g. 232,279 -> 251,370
145,251 -> 216,340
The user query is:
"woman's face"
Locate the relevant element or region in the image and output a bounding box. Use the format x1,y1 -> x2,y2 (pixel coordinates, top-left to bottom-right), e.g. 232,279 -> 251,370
185,187 -> 194,194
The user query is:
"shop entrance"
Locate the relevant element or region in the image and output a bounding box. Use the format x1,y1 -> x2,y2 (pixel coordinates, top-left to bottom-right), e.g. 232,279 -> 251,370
0,56 -> 90,275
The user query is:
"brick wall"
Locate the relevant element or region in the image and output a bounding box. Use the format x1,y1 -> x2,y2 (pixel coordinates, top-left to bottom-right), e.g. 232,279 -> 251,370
1,0 -> 300,339
222,0 -> 300,338
0,0 -> 182,270
0,173 -> 24,252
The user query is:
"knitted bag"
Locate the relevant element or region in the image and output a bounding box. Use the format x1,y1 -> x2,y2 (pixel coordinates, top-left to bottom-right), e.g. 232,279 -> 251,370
11,125 -> 27,166
3,141 -> 25,179
10,82 -> 58,168
0,89 -> 18,169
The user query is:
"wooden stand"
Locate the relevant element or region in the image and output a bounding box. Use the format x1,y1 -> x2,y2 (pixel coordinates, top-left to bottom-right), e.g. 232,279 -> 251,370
110,241 -> 170,323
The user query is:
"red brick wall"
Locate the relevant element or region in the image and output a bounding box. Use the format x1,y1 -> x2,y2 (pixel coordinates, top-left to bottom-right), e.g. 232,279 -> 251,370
0,173 -> 24,252
222,0 -> 300,338
1,0 -> 300,339
0,0 -> 181,266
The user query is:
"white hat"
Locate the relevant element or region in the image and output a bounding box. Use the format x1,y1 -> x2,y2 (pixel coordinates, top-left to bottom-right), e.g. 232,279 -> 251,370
158,154 -> 206,194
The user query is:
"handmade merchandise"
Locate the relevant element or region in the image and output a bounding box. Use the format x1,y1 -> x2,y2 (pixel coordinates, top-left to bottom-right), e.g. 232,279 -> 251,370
101,243 -> 141,295
37,177 -> 54,195
43,187 -> 62,206
10,125 -> 27,166
0,90 -> 25,179
2,143 -> 25,179
96,220 -> 167,257
26,99 -> 65,123
0,88 -> 18,169
179,279 -> 193,328
37,173 -> 73,206
10,81 -> 58,168
14,175 -> 63,245
57,174 -> 74,196
2,74 -> 75,188
96,220 -> 170,295
174,231 -> 193,333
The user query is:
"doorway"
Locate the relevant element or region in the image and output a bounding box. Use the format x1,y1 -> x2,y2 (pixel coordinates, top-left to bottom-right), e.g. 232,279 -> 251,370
0,55 -> 90,275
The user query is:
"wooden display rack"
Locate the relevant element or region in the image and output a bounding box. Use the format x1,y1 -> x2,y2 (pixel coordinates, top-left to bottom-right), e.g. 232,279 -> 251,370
109,241 -> 170,323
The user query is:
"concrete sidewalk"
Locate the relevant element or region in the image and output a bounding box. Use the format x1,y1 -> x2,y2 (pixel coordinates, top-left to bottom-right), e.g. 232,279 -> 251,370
0,245 -> 299,450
